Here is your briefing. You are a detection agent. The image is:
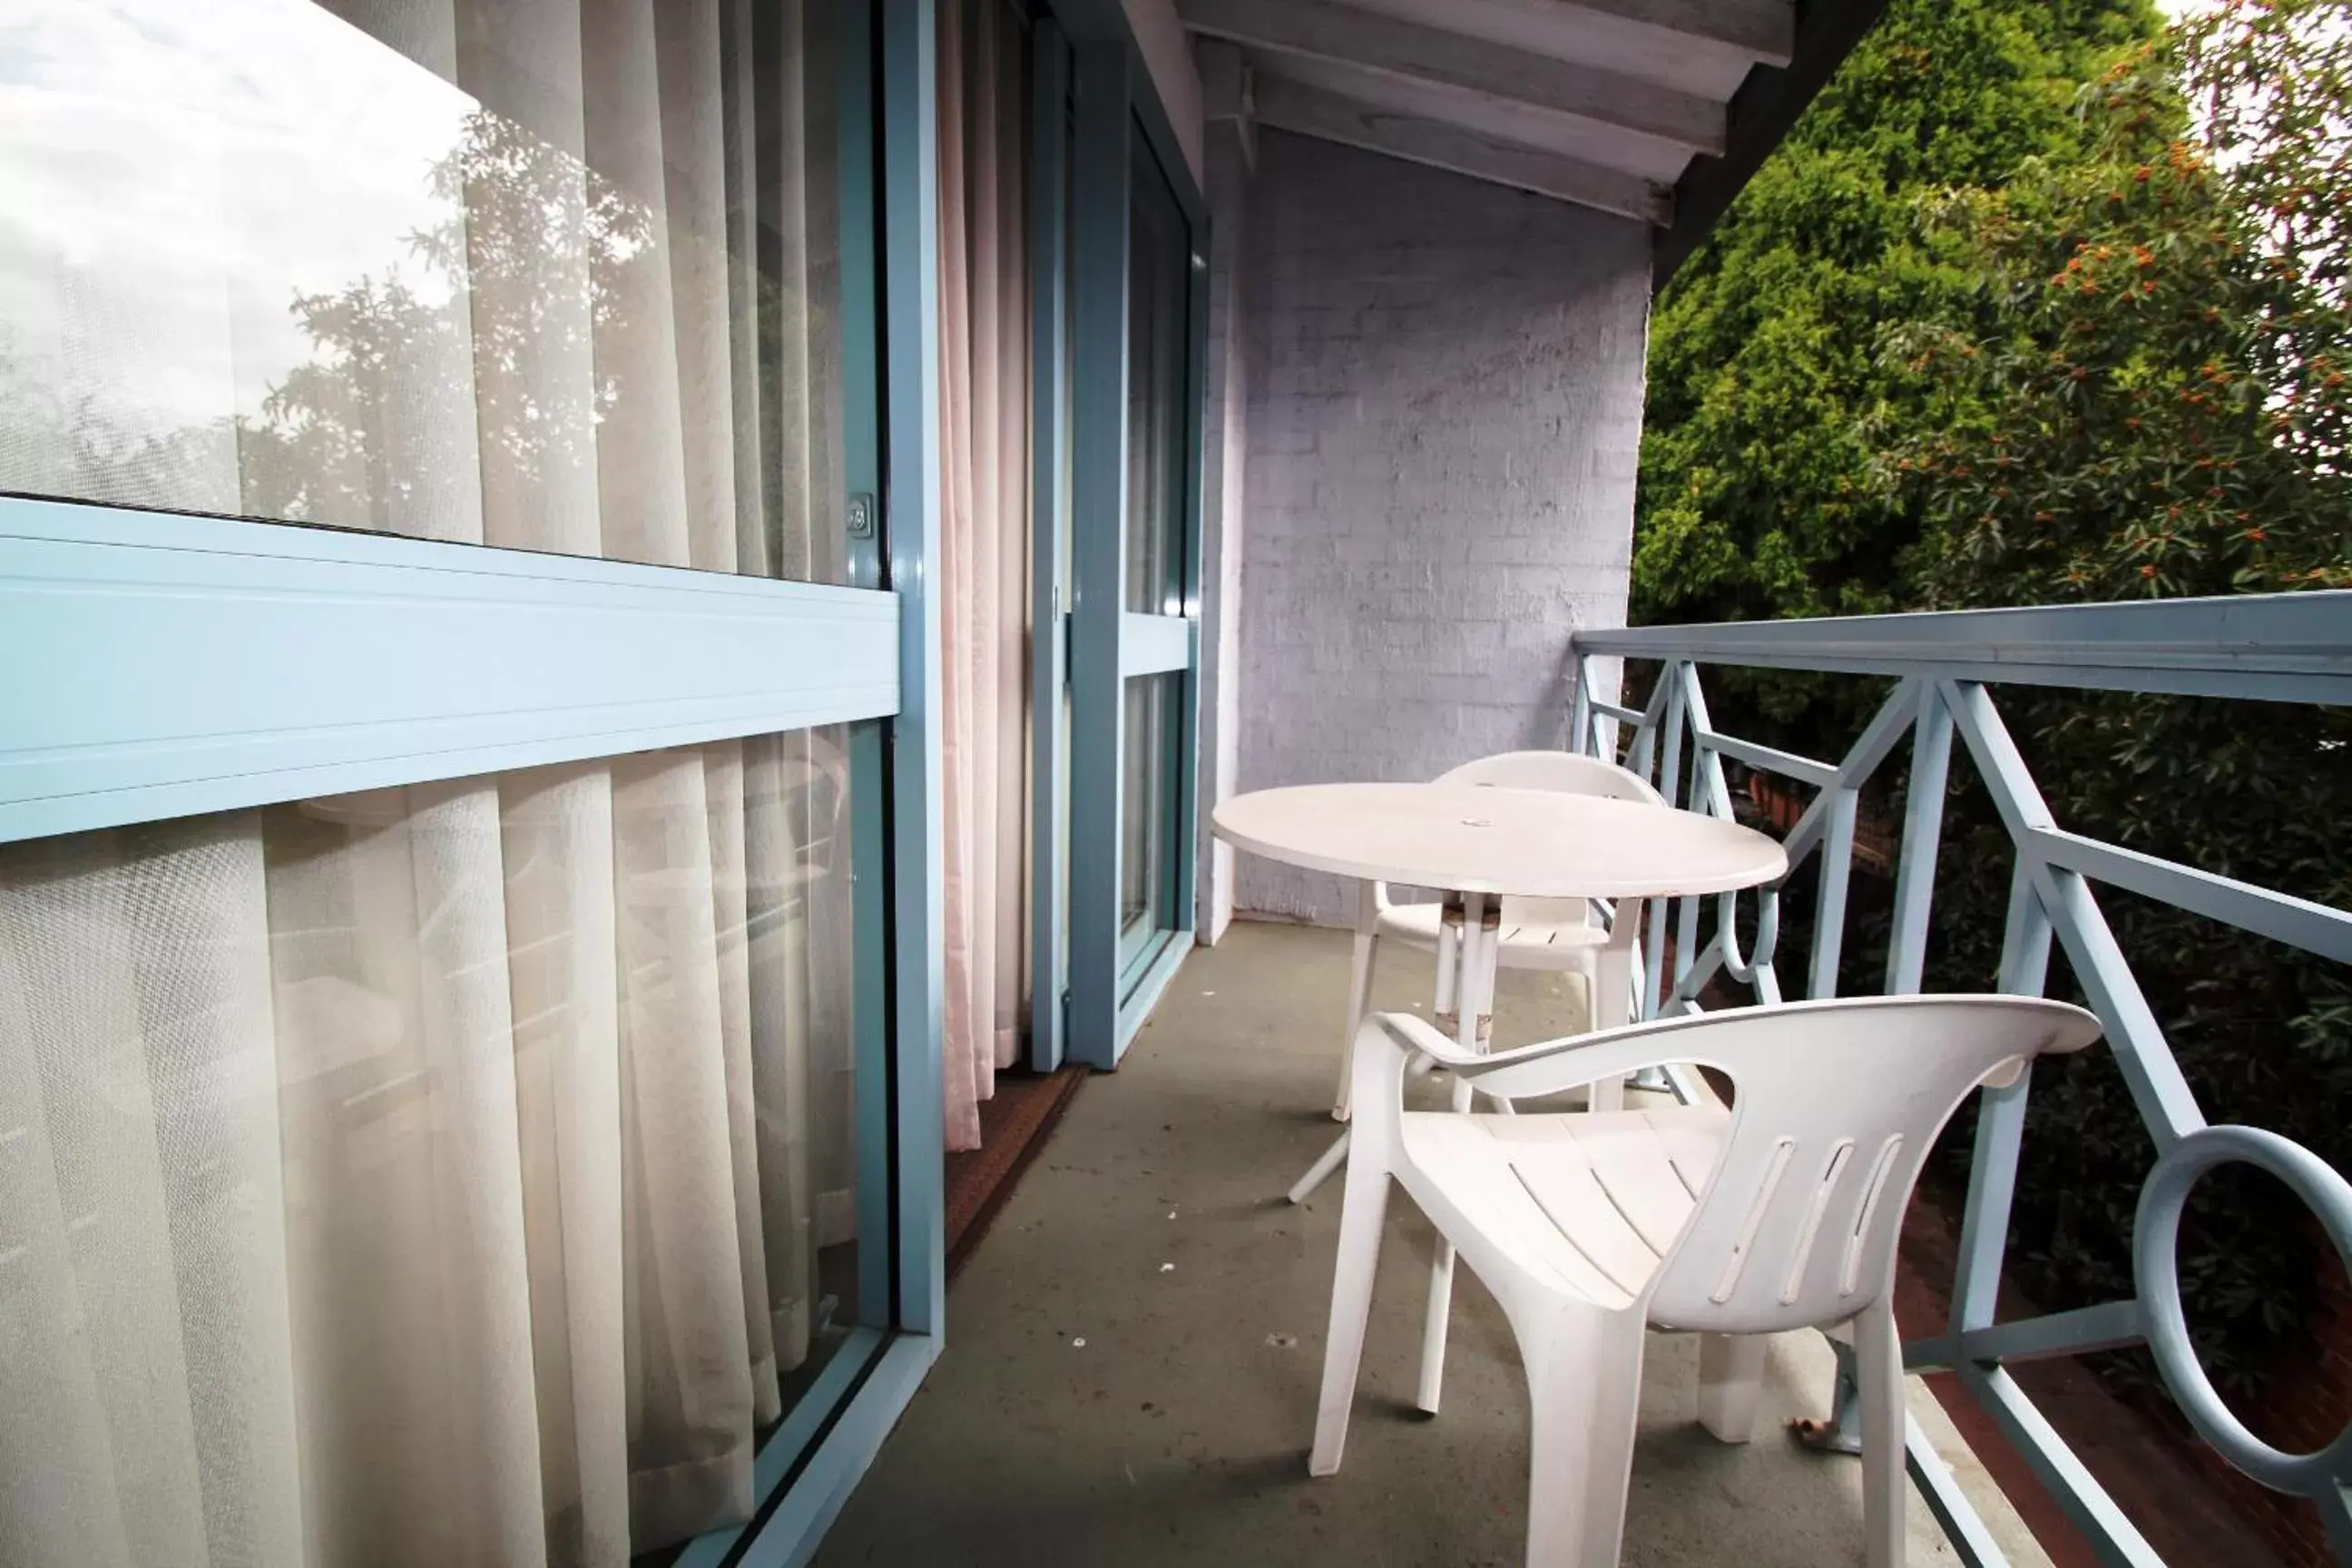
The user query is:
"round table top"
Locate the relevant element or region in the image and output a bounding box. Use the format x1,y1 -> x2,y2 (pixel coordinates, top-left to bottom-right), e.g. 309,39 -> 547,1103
1211,781 -> 1788,898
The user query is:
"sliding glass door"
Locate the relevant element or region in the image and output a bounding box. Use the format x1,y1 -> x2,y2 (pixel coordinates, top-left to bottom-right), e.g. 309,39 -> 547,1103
0,2 -> 939,1563
1116,140 -> 1196,985
1051,32 -> 1203,1069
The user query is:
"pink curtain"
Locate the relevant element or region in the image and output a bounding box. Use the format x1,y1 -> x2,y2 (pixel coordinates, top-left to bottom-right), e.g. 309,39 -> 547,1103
937,0 -> 1034,1152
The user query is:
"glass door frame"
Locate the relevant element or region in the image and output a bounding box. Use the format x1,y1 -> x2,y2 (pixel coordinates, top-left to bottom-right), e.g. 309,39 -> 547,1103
1114,133 -> 1194,985
0,2 -> 949,1563
1025,13 -> 1074,1073
1032,12 -> 1209,1072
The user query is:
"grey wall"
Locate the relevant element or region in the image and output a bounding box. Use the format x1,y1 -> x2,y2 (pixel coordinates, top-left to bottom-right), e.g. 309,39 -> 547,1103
1230,130 -> 1651,926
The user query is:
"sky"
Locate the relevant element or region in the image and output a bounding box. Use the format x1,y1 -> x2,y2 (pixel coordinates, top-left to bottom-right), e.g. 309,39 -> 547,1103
0,1 -> 475,439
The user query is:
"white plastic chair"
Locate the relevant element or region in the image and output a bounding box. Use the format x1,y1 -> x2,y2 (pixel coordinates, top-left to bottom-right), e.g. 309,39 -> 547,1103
1309,995 -> 2102,1568
1327,752 -> 1662,1128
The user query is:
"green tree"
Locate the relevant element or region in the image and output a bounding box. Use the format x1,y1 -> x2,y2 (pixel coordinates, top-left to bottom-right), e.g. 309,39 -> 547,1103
1896,6 -> 2351,607
1882,0 -> 2352,1397
1633,0 -> 2161,739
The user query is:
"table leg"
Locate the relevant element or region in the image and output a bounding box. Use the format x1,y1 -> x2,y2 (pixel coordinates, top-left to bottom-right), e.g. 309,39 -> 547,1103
1333,879 -> 1382,1122
1446,893 -> 1485,1112
1471,897 -> 1513,1116
1289,889 -> 1475,1206
1286,1129 -> 1350,1206
1286,886 -> 1504,1211
1586,897 -> 1642,1112
1431,893 -> 1465,1040
1420,890 -> 1494,1413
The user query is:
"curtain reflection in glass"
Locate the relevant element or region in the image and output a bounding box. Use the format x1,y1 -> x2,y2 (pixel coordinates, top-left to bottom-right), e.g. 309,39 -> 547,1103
0,3 -> 863,1564
0,730 -> 860,1567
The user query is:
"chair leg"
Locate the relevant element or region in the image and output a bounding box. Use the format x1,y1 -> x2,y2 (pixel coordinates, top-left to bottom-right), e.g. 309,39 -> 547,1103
1308,1153 -> 1392,1476
1853,1299 -> 1908,1568
1696,1333 -> 1769,1443
1416,1231 -> 1455,1414
1335,884 -> 1382,1122
1577,948 -> 1629,1112
1521,1307 -> 1647,1568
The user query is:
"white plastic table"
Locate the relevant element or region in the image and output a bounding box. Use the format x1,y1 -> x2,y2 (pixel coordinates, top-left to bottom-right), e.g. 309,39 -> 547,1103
1211,781 -> 1788,1194
1214,782 -> 1786,904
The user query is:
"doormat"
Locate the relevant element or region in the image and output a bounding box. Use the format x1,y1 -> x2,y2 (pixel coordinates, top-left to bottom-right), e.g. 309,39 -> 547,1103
945,1066 -> 1088,1279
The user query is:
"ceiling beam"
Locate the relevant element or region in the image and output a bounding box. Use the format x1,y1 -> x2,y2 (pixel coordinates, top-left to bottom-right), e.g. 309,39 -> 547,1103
1196,35 -> 1259,168
1181,0 -> 1724,157
1251,74 -> 1672,225
1524,0 -> 1793,66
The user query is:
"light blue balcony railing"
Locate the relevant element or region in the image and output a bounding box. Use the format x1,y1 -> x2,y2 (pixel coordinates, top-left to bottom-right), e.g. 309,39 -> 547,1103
1565,592 -> 2352,1567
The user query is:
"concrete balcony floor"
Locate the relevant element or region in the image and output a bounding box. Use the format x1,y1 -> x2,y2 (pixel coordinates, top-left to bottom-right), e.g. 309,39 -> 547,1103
814,921 -> 2051,1567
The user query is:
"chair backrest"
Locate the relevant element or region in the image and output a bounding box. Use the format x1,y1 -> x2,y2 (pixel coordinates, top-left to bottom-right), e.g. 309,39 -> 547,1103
1429,754 -> 1664,933
1622,995 -> 2101,1333
1436,750 -> 1664,807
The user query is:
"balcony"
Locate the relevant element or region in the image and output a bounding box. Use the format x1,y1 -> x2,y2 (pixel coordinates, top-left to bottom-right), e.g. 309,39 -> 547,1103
819,594 -> 2352,1568
808,920 -> 2053,1566
5,2 -> 2344,1563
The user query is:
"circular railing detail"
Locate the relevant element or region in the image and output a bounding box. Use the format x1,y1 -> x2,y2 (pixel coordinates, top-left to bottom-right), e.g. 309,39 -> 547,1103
1717,884 -> 1780,985
2134,1123 -> 2352,1495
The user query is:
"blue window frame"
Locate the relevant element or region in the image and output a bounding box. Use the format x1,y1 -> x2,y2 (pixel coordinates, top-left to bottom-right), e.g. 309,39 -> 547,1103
0,2 -> 945,1564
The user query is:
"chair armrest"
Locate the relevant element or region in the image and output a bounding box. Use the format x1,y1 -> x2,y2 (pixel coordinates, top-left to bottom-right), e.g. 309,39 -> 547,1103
1457,995 -> 2102,1103
1366,1010 -> 1485,1073
1410,1010 -> 1717,1101
1367,1011 -> 1651,1100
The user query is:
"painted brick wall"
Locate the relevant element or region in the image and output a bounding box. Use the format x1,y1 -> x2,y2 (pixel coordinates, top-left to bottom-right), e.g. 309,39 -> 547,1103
1230,129 -> 1652,925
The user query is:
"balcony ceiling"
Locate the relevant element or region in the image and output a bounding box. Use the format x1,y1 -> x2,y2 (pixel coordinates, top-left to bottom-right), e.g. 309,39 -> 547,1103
1179,0 -> 1863,253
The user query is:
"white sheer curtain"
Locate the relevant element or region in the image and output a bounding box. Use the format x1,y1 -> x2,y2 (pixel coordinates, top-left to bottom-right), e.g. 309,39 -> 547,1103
0,1 -> 854,1563
936,0 -> 1034,1152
